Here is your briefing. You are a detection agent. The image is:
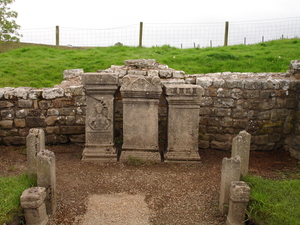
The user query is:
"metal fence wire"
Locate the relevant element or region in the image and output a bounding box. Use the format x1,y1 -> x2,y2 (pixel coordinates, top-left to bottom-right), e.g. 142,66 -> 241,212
18,17 -> 300,48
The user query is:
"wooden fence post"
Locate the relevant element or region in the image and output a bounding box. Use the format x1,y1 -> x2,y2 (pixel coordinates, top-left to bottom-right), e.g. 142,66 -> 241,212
139,22 -> 143,47
224,21 -> 229,46
56,26 -> 59,47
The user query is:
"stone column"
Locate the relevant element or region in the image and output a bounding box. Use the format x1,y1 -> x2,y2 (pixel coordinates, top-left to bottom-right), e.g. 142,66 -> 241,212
26,128 -> 45,177
20,187 -> 48,225
37,149 -> 56,215
231,131 -> 251,177
82,73 -> 119,162
219,156 -> 241,215
163,84 -> 204,162
226,181 -> 251,225
120,75 -> 162,162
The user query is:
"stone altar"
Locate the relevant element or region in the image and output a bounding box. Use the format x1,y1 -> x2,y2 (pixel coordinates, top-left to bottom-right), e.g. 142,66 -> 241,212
120,74 -> 162,162
82,73 -> 119,162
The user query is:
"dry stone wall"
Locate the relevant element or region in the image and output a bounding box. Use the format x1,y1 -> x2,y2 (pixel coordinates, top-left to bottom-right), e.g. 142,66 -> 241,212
0,60 -> 300,159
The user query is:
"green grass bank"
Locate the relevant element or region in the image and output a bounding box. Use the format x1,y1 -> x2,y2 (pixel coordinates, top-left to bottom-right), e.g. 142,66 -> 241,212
0,38 -> 300,88
0,174 -> 36,224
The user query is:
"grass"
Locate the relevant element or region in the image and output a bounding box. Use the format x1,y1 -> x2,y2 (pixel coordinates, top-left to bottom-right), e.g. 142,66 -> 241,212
0,174 -> 36,224
0,38 -> 300,88
244,169 -> 300,225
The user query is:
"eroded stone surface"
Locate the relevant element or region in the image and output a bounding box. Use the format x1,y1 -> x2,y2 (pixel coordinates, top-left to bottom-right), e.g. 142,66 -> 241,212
82,73 -> 119,162
164,84 -> 204,162
120,75 -> 162,162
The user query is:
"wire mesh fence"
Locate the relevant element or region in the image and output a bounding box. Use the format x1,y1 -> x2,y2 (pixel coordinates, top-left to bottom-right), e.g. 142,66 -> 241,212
18,17 -> 300,48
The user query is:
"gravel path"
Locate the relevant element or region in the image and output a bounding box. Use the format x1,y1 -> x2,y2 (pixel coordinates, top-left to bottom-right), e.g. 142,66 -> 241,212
1,146 -> 298,225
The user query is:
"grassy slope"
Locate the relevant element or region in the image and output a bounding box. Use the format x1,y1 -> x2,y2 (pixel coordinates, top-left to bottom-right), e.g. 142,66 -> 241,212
0,174 -> 36,224
245,174 -> 300,225
0,38 -> 299,88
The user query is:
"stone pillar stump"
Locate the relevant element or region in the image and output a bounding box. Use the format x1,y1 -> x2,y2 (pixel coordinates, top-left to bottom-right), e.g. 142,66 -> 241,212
120,75 -> 162,162
82,73 -> 119,162
163,84 -> 204,162
20,187 -> 48,225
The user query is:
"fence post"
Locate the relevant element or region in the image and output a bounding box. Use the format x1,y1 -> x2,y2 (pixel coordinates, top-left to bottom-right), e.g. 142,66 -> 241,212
224,21 -> 229,46
139,22 -> 143,47
56,26 -> 59,47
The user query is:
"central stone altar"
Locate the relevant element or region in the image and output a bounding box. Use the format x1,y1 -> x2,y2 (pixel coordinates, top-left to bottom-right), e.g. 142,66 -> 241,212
119,75 -> 162,162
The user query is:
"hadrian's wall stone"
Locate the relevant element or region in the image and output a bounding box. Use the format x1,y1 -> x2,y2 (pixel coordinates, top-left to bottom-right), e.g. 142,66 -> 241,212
0,60 -> 300,159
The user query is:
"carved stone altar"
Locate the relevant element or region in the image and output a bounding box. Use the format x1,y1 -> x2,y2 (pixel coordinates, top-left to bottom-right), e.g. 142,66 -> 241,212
82,73 -> 119,162
164,84 -> 204,162
120,75 -> 162,162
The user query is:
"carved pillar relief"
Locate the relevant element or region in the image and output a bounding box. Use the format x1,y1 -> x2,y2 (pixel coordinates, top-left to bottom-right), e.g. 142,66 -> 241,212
82,73 -> 119,162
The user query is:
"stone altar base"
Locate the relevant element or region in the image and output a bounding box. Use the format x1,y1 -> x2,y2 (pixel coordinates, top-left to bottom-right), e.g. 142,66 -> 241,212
119,149 -> 162,163
82,146 -> 117,162
164,151 -> 200,163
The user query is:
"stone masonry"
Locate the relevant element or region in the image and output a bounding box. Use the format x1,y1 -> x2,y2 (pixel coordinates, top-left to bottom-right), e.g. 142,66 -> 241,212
1,60 -> 300,160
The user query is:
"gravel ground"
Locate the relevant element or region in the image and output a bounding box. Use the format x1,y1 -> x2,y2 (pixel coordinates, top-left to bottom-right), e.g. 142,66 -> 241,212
1,145 -> 299,225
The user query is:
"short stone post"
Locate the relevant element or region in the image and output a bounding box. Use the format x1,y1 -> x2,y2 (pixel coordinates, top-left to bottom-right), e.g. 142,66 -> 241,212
82,73 -> 119,162
231,131 -> 251,177
20,187 -> 48,225
120,74 -> 162,162
163,84 -> 204,162
37,149 -> 56,215
219,156 -> 241,215
26,128 -> 45,177
226,181 -> 251,225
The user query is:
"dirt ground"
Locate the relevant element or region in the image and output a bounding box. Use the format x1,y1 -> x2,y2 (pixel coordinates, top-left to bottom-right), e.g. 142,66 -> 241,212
0,145 -> 299,225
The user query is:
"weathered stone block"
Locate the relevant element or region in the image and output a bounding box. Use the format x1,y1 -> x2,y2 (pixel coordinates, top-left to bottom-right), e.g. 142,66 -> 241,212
45,126 -> 60,134
42,88 -> 64,99
226,181 -> 250,225
159,70 -> 173,78
3,136 -> 25,145
63,69 -> 84,79
124,59 -> 156,68
18,99 -> 33,108
196,77 -> 213,87
28,89 -> 43,99
38,100 -> 53,109
58,107 -> 76,116
47,108 -> 59,116
65,85 -> 84,96
16,109 -> 28,118
20,187 -> 48,225
0,101 -> 14,108
26,117 -> 47,127
26,128 -> 45,177
45,116 -> 58,126
219,156 -> 241,215
0,120 -> 13,129
37,150 -> 57,215
14,118 -> 26,128
231,131 -> 251,177
1,109 -> 14,119
52,98 -> 74,107
60,126 -> 85,134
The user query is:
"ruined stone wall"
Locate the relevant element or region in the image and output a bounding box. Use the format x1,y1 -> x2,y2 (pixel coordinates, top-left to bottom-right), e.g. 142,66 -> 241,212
1,60 -> 300,158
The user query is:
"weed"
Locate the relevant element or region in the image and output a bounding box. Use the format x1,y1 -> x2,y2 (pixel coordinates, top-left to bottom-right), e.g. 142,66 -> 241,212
127,155 -> 145,166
